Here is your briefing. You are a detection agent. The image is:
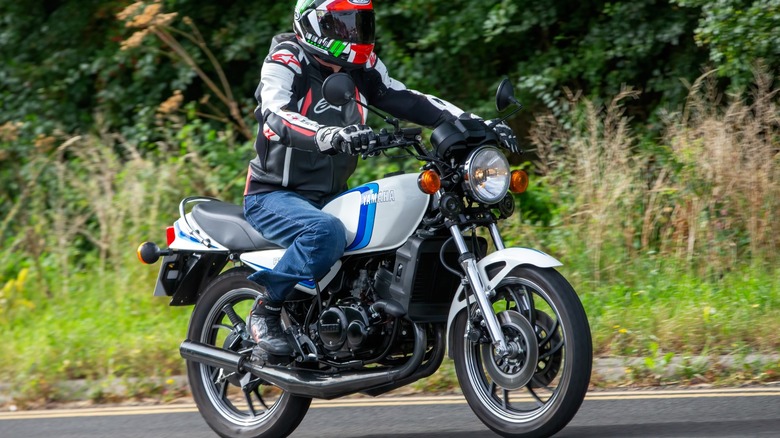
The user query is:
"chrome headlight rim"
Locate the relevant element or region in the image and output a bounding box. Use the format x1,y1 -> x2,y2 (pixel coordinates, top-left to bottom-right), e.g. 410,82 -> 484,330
463,146 -> 511,205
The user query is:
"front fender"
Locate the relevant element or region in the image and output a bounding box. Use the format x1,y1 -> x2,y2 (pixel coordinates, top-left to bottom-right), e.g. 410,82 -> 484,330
445,247 -> 561,357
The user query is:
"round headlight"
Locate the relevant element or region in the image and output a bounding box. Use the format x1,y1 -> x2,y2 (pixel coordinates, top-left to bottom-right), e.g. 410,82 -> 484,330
463,146 -> 510,204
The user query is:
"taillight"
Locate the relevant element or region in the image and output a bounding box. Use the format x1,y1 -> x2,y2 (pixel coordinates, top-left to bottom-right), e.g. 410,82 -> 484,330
166,226 -> 175,246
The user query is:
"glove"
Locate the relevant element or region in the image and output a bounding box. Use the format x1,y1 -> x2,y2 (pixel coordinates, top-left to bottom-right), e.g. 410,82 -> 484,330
489,120 -> 521,155
316,124 -> 376,156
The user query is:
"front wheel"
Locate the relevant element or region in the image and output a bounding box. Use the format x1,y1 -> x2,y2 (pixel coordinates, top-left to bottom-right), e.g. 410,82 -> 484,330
186,267 -> 311,438
452,266 -> 592,438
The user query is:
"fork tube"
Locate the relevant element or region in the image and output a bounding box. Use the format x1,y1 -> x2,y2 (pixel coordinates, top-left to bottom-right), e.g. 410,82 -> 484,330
488,223 -> 506,251
449,225 -> 509,355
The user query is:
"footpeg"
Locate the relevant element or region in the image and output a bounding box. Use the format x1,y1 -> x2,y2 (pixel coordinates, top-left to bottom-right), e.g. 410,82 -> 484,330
288,328 -> 318,363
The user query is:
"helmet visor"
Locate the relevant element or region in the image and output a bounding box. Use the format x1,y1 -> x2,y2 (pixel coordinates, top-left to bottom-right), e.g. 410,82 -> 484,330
318,10 -> 375,44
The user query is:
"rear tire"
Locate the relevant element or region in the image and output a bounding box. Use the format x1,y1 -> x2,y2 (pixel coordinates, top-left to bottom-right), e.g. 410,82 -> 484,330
452,266 -> 591,438
186,268 -> 311,438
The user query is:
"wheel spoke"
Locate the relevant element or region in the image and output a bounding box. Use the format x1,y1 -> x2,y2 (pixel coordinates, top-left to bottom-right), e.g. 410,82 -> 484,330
539,338 -> 564,360
521,285 -> 536,325
244,389 -> 258,417
254,387 -> 270,411
218,379 -> 228,400
526,385 -> 545,407
538,317 -> 560,347
502,388 -> 510,409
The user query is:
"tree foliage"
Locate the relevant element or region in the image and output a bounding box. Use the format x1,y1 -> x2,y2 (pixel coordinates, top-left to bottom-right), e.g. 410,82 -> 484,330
674,0 -> 780,88
2,0 -> 777,136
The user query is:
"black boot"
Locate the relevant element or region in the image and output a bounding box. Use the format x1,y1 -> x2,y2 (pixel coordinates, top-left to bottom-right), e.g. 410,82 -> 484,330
248,295 -> 293,359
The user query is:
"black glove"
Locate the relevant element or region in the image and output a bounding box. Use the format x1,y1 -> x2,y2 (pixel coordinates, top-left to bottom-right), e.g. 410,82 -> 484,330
490,120 -> 521,155
316,124 -> 376,156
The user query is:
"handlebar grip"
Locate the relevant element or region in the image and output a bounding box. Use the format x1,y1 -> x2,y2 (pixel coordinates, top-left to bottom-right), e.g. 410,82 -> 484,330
401,127 -> 422,138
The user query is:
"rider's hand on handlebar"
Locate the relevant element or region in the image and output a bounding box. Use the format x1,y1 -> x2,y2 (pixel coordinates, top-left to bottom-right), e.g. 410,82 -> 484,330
316,124 -> 376,156
489,119 -> 521,155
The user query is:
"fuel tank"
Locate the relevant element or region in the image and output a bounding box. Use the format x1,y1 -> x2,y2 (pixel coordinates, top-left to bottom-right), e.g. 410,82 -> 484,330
324,172 -> 430,255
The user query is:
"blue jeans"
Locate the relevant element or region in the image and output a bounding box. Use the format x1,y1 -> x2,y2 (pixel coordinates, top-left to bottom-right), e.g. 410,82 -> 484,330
243,191 -> 347,302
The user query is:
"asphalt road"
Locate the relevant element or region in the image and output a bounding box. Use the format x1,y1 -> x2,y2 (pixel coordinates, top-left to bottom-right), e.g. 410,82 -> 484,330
1,388 -> 778,438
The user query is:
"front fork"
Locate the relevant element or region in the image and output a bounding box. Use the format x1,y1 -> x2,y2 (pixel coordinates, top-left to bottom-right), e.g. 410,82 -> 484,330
449,223 -> 510,356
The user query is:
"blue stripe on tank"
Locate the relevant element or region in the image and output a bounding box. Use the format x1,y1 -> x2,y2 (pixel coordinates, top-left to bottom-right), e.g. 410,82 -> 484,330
343,183 -> 378,251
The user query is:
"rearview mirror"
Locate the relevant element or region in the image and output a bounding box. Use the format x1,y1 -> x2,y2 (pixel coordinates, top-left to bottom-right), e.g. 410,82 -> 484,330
496,78 -> 518,112
322,73 -> 356,106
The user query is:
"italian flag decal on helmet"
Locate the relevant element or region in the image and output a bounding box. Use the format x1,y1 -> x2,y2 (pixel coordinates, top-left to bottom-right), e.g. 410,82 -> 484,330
294,0 -> 375,68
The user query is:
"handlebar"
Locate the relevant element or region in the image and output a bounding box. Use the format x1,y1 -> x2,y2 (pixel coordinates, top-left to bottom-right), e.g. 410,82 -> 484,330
368,127 -> 423,156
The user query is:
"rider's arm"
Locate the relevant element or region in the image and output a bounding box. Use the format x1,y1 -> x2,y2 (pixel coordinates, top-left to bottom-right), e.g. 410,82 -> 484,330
364,56 -> 466,128
256,44 -> 323,153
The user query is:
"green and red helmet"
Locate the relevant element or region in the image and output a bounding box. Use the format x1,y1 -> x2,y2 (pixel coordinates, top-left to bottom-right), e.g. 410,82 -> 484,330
293,0 -> 375,69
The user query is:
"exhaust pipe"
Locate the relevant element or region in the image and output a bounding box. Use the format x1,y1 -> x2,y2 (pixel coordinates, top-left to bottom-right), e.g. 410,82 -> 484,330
180,323 -> 427,400
179,340 -> 247,373
361,324 -> 445,397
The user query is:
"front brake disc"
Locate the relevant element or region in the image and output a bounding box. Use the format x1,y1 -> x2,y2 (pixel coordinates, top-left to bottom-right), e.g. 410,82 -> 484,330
480,310 -> 539,390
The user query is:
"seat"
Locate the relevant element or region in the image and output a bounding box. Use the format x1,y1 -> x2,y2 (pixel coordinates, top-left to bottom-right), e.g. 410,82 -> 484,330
191,201 -> 281,251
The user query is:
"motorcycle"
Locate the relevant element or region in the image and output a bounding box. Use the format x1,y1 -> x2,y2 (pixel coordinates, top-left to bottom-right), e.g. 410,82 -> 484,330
137,74 -> 592,438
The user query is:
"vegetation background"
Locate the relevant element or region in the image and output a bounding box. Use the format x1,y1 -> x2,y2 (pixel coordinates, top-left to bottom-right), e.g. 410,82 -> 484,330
1,0 -> 778,406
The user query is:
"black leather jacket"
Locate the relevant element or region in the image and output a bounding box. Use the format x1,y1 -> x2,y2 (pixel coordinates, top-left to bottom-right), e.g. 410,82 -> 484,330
244,33 -> 464,205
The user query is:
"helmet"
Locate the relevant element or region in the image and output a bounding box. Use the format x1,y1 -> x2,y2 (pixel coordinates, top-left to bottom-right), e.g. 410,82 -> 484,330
293,0 -> 375,69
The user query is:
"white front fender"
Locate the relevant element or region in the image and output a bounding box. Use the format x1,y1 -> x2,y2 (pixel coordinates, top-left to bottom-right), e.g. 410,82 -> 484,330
445,248 -> 562,356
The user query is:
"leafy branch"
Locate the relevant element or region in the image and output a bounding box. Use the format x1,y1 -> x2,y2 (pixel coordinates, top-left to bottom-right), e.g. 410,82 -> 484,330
117,1 -> 253,140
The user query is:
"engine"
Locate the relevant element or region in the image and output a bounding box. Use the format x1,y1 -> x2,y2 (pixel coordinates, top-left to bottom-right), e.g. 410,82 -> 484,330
317,302 -> 376,353
314,267 -> 394,361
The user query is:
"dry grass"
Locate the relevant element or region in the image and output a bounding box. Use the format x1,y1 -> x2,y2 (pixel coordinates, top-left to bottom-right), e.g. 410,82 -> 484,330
531,86 -> 644,280
529,68 -> 780,276
662,67 -> 780,270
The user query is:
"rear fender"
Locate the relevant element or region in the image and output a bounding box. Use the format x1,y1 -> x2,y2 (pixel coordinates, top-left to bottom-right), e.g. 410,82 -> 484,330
156,251 -> 229,306
445,248 -> 562,357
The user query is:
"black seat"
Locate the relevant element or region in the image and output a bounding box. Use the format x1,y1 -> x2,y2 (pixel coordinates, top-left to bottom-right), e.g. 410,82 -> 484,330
191,201 -> 281,251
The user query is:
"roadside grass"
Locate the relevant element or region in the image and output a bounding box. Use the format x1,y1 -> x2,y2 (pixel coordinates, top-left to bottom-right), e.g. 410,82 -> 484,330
0,257 -> 192,408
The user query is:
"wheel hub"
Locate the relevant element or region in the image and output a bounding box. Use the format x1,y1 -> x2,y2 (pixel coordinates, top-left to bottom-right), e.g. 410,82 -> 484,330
481,310 -> 539,390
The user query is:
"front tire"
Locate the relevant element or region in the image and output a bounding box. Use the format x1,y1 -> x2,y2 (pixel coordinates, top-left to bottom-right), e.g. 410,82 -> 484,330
186,268 -> 311,438
452,266 -> 592,438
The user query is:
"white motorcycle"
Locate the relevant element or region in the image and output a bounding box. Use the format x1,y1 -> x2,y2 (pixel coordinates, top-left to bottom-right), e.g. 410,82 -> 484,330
137,74 -> 592,438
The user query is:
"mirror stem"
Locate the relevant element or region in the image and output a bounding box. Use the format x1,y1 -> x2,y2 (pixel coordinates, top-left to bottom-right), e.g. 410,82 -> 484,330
487,104 -> 523,129
354,99 -> 400,131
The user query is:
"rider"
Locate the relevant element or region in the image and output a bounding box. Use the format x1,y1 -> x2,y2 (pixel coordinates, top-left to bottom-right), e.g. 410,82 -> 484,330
244,0 -> 519,360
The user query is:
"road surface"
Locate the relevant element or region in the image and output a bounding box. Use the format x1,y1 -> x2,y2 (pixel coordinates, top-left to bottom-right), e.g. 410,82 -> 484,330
1,387 -> 778,437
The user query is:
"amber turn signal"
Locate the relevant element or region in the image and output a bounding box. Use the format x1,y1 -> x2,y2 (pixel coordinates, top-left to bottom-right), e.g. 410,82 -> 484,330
137,241 -> 161,265
509,170 -> 529,193
418,170 -> 441,194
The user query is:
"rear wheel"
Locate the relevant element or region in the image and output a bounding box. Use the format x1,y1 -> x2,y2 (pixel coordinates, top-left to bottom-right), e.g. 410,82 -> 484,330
452,266 -> 591,438
186,268 -> 311,438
